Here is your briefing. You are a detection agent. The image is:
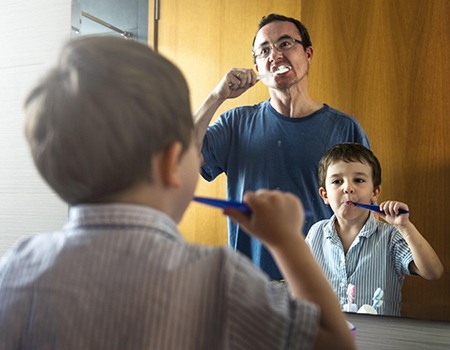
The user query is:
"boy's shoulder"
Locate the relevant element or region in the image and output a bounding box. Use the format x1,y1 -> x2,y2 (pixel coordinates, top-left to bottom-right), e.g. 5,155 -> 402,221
306,218 -> 334,241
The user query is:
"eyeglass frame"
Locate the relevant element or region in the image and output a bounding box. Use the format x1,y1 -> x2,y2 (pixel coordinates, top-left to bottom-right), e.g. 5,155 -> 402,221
252,36 -> 307,60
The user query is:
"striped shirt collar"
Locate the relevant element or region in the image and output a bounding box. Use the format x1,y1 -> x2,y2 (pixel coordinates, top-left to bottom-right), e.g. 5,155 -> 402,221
64,203 -> 181,241
324,212 -> 379,240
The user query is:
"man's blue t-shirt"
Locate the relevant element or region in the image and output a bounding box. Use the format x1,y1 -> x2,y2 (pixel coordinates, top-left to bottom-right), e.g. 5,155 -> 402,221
201,100 -> 370,280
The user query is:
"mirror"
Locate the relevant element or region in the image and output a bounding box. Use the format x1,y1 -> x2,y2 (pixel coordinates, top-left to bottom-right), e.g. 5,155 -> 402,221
303,0 -> 449,321
71,0 -> 449,322
71,0 -> 148,43
160,0 -> 449,322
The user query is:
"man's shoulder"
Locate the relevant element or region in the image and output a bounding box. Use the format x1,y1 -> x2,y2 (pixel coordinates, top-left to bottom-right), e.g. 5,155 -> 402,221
319,104 -> 369,143
214,100 -> 270,130
223,100 -> 269,116
320,104 -> 356,120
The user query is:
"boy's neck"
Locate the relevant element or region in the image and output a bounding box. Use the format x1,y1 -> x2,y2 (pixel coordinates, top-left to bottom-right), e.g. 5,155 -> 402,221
334,214 -> 370,253
99,181 -> 175,219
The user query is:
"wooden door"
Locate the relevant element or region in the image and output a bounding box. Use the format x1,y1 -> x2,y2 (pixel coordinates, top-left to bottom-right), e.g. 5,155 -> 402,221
303,0 -> 450,321
150,0 -> 302,245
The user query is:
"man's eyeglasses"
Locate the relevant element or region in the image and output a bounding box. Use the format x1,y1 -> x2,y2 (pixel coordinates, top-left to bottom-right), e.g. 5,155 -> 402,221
253,37 -> 305,60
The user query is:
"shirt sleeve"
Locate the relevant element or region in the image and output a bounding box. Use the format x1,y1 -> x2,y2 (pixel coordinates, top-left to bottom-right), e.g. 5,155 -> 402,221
350,116 -> 370,149
200,112 -> 233,182
224,251 -> 320,350
390,230 -> 415,276
305,221 -> 323,252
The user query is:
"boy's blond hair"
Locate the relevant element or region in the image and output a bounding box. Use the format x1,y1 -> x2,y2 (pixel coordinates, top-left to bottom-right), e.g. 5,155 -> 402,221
24,36 -> 193,204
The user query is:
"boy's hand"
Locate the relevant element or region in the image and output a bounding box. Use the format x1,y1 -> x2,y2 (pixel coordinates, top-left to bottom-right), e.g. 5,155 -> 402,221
224,190 -> 305,247
378,200 -> 410,228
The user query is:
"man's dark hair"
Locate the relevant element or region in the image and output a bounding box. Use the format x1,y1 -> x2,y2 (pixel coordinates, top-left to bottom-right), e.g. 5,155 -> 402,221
252,13 -> 312,49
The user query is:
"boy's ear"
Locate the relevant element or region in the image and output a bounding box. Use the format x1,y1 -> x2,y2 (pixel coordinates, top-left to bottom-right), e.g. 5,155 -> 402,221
319,187 -> 329,204
160,142 -> 183,187
372,185 -> 381,202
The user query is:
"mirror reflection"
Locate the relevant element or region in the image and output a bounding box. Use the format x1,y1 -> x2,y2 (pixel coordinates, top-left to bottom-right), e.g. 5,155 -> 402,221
71,0 -> 449,322
71,0 -> 148,43
168,0 -> 449,322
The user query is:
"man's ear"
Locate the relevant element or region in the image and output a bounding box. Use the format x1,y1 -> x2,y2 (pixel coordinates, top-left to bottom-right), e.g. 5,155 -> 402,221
319,187 -> 329,204
160,142 -> 183,188
306,46 -> 313,62
372,185 -> 381,202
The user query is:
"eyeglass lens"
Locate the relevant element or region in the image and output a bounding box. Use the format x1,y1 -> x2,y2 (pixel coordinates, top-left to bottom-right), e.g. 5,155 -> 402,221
254,37 -> 302,59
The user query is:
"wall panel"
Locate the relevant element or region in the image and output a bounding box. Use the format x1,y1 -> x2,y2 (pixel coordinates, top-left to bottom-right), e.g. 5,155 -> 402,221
303,0 -> 449,321
0,0 -> 71,256
154,0 -> 302,246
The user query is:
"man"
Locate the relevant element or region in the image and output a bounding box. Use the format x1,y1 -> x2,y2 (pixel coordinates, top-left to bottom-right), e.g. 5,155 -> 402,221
195,14 -> 370,280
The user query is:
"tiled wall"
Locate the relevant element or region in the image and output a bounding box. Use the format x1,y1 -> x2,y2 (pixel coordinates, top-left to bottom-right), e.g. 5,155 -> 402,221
0,0 -> 71,255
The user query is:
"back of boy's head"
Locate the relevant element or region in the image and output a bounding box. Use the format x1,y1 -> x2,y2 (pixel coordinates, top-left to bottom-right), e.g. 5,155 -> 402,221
318,143 -> 382,188
24,36 -> 193,205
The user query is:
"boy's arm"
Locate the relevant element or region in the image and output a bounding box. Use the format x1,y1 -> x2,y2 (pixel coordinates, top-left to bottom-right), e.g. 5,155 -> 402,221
193,69 -> 257,151
379,201 -> 444,280
225,190 -> 356,350
393,221 -> 443,280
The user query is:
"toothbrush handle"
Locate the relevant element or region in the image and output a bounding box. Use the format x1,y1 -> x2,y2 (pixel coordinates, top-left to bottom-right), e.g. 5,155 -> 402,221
193,196 -> 252,216
257,73 -> 271,80
193,196 -> 314,217
355,202 -> 409,214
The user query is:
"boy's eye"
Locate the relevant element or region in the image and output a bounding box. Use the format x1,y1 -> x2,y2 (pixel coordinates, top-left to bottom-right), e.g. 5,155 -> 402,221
355,178 -> 366,183
331,179 -> 343,185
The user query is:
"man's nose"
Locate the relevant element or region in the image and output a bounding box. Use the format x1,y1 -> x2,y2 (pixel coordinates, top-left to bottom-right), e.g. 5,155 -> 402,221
268,46 -> 284,60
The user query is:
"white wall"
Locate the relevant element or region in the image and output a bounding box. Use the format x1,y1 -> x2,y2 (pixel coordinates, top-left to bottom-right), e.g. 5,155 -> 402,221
0,0 -> 71,255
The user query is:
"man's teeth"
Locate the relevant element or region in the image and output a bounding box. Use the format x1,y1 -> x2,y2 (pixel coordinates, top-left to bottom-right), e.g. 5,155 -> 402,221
274,66 -> 290,74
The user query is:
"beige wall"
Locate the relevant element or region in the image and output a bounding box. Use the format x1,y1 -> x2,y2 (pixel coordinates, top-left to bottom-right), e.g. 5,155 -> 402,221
0,0 -> 70,256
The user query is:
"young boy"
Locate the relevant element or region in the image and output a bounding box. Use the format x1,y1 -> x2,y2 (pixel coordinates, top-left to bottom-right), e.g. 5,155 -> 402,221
0,37 -> 355,349
306,143 -> 443,316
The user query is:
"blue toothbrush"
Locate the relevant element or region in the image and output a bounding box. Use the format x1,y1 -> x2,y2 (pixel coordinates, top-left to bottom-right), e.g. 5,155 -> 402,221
193,196 -> 252,216
193,196 -> 313,217
349,201 -> 409,214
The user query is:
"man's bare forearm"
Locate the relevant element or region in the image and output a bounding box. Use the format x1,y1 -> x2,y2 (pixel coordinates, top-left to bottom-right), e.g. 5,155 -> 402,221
193,92 -> 225,151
